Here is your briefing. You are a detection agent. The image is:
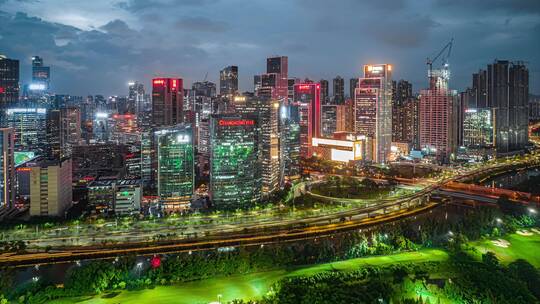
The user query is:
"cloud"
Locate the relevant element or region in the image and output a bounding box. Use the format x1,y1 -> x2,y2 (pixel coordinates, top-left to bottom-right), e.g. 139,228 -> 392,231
435,0 -> 540,15
368,15 -> 440,48
175,16 -> 229,33
115,0 -> 218,13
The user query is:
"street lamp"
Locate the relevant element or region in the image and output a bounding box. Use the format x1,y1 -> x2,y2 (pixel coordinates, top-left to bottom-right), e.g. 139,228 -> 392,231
496,218 -> 503,223
528,208 -> 537,215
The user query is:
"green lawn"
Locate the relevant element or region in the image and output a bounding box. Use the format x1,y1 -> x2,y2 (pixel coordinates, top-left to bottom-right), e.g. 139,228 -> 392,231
50,249 -> 448,304
48,231 -> 540,304
470,231 -> 540,267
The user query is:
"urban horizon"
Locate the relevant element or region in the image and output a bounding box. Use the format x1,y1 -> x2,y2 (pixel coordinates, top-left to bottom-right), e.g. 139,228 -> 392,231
1,1 -> 540,304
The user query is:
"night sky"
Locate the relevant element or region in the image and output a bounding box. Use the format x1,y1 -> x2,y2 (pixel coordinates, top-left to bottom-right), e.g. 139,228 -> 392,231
1,0 -> 539,96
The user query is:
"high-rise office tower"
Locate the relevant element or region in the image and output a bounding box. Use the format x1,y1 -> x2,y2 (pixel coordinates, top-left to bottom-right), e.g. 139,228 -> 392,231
209,114 -> 261,208
31,56 -> 50,91
354,64 -> 393,163
46,109 -> 63,160
392,80 -> 415,144
294,82 -> 321,158
487,60 -> 529,153
333,76 -> 345,104
156,124 -> 194,211
0,128 -> 15,208
235,95 -> 280,194
319,79 -> 329,105
349,78 -> 358,100
0,55 -> 19,106
152,78 -> 183,128
128,81 -> 145,114
265,56 -> 288,100
419,65 -> 458,162
4,106 -> 48,154
220,66 -> 238,97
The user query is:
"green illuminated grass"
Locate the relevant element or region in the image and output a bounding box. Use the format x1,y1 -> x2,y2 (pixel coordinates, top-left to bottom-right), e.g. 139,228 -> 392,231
470,231 -> 540,267
50,249 -> 447,304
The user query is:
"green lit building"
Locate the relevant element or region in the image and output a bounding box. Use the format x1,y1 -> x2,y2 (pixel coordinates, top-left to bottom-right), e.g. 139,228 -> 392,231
156,124 -> 194,211
209,114 -> 261,208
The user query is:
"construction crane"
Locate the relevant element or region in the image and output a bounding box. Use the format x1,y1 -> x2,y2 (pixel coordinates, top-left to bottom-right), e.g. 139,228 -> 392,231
426,38 -> 454,75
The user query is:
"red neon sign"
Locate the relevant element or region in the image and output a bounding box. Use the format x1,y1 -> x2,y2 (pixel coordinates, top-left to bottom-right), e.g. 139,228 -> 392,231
219,119 -> 255,126
153,79 -> 165,85
172,79 -> 178,89
297,84 -> 312,91
0,87 -> 4,94
17,167 -> 32,172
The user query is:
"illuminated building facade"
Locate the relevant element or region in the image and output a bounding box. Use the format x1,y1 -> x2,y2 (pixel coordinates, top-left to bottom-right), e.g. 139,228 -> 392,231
235,95 -> 280,194
127,81 -> 145,114
4,107 -> 47,154
354,64 -> 393,163
31,56 -> 50,91
266,56 -> 288,100
110,114 -> 139,144
294,82 -> 321,158
156,124 -> 194,210
311,132 -> 369,163
487,60 -> 529,154
0,128 -> 15,208
209,114 -> 261,208
419,67 -> 458,162
463,109 -> 493,148
0,55 -> 19,106
220,65 -> 238,97
152,78 -> 183,128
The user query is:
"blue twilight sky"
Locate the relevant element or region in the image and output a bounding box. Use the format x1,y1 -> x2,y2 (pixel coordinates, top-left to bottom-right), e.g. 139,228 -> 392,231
0,0 -> 539,97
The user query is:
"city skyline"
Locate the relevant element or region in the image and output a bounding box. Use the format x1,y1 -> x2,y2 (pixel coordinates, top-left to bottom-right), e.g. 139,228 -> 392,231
1,0 -> 539,96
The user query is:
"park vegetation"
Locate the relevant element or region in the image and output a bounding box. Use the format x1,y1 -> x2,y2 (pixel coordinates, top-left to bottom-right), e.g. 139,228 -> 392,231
0,203 -> 538,303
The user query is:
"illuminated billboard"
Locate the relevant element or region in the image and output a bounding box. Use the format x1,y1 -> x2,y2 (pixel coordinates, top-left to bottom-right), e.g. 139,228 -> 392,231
14,151 -> 36,166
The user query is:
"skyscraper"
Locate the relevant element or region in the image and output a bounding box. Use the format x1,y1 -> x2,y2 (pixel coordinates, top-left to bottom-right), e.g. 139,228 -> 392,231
391,80 -> 416,145
0,128 -> 15,208
294,82 -> 321,158
333,76 -> 345,104
419,65 -> 458,162
4,107 -> 48,154
209,114 -> 261,208
319,79 -> 329,105
354,64 -> 393,163
220,65 -> 238,97
0,55 -> 19,106
128,81 -> 145,114
152,78 -> 183,128
235,95 -> 280,194
31,56 -> 50,91
487,60 -> 529,153
349,78 -> 358,100
265,56 -> 288,100
156,124 -> 194,211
